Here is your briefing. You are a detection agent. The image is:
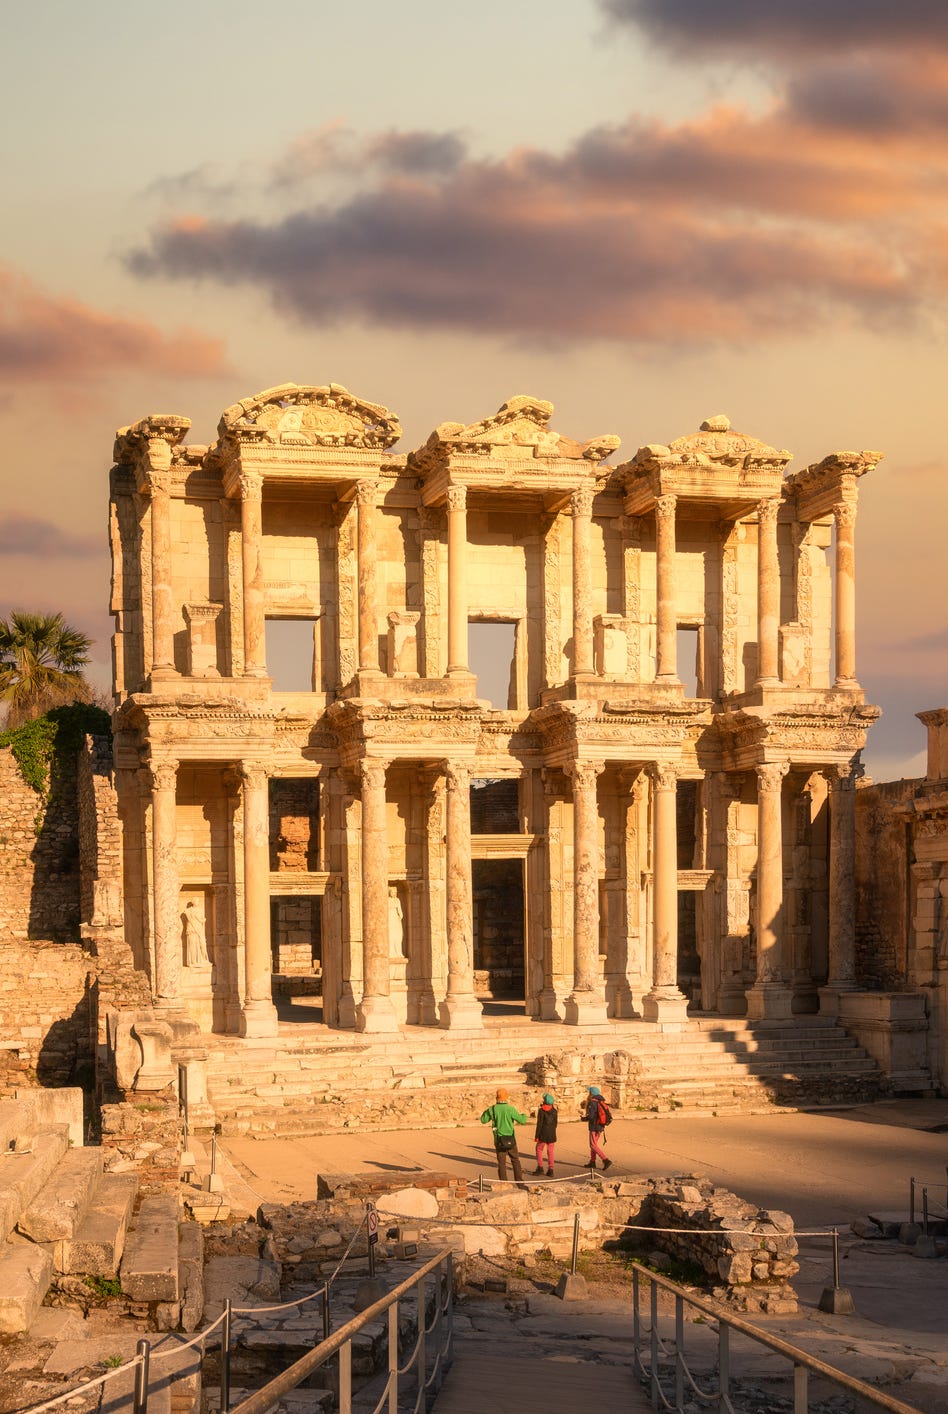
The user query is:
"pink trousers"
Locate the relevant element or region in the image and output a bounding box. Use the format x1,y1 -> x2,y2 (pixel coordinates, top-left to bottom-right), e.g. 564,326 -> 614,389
535,1142 -> 555,1170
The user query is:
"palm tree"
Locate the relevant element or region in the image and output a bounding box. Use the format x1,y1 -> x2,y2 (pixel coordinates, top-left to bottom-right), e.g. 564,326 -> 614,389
0,611 -> 93,727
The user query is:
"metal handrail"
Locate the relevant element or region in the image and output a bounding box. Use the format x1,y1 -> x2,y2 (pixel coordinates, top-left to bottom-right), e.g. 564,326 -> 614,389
630,1262 -> 921,1414
228,1249 -> 453,1414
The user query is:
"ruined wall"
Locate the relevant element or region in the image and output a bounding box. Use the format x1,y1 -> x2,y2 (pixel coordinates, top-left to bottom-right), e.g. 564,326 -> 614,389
855,778 -> 918,987
0,941 -> 93,1093
0,748 -> 80,942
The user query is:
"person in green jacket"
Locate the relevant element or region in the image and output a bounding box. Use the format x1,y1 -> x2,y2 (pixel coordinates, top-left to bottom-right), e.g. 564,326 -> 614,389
480,1087 -> 528,1183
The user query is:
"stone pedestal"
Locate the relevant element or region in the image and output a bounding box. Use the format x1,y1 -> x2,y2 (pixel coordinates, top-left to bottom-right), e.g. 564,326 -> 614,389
745,981 -> 794,1020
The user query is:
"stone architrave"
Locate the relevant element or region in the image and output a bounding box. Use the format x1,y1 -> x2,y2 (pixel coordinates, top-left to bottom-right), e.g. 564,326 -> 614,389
357,760 -> 400,1033
440,761 -> 483,1029
819,760 -> 859,1013
642,762 -> 689,1028
746,761 -> 793,1020
571,486 -> 595,678
239,762 -> 279,1037
149,760 -> 181,1007
564,761 -> 608,1026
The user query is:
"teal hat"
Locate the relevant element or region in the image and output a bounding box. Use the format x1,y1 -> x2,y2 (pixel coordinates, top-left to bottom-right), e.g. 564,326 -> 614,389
543,1092 -> 555,1105
587,1085 -> 601,1097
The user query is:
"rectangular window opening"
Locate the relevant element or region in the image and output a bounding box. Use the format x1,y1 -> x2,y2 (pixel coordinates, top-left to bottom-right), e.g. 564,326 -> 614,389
676,626 -> 700,698
265,617 -> 317,692
469,620 -> 517,710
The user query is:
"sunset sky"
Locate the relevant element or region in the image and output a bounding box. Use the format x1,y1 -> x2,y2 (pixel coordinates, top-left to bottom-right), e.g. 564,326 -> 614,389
2,0 -> 946,779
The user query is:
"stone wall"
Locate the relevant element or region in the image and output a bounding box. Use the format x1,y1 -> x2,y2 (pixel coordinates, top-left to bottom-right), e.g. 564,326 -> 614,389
0,747 -> 80,943
0,941 -> 93,1094
259,1169 -> 798,1312
855,778 -> 919,987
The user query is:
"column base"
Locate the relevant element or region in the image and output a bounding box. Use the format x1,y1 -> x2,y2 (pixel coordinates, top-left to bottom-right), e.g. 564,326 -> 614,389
641,987 -> 690,1030
439,993 -> 484,1030
356,994 -> 400,1033
239,999 -> 280,1038
745,980 -> 794,1021
563,989 -> 609,1027
539,987 -> 563,1021
817,982 -> 858,1018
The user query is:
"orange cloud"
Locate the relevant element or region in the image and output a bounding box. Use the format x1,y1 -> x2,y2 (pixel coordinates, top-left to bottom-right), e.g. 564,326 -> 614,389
0,265 -> 231,382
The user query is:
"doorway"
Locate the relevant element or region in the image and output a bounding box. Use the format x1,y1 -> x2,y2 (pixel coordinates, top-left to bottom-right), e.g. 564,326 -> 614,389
677,892 -> 701,1004
471,858 -> 525,1012
270,894 -> 323,1022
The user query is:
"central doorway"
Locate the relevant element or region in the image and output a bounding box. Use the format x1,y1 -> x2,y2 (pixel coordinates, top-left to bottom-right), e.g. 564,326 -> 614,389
471,858 -> 525,1013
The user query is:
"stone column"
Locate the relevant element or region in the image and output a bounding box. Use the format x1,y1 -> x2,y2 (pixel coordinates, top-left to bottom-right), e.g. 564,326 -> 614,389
571,486 -> 595,677
439,760 -> 483,1029
820,761 -> 858,1013
756,497 -> 780,686
746,761 -> 793,1019
655,494 -> 678,681
146,465 -> 176,680
642,763 -> 689,1027
239,471 -> 267,677
239,762 -> 279,1037
565,760 -> 608,1025
446,485 -> 469,675
149,760 -> 180,1006
834,502 -> 858,685
355,480 -> 380,673
357,759 -> 399,1032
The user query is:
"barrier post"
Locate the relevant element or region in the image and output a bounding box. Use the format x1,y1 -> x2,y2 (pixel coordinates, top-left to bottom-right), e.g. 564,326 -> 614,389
221,1298 -> 232,1413
570,1212 -> 580,1275
133,1339 -> 150,1414
322,1285 -> 330,1342
718,1322 -> 730,1412
910,1175 -> 916,1225
923,1188 -> 930,1237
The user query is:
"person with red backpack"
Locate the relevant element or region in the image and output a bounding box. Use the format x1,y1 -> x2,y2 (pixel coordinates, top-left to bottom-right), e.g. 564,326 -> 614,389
580,1084 -> 612,1171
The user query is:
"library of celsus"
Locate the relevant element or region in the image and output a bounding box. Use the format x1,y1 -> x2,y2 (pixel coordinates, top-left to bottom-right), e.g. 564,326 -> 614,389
106,384 -> 884,1048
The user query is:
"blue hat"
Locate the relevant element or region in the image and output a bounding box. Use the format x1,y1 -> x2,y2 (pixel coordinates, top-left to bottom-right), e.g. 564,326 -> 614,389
543,1092 -> 555,1105
587,1085 -> 601,1097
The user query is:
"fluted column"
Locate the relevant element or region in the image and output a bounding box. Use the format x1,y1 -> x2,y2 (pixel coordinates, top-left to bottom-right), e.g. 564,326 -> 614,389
746,761 -> 793,1019
571,486 -> 595,677
820,761 -> 858,1012
239,761 -> 279,1036
834,502 -> 858,685
446,485 -> 469,675
642,762 -> 689,1027
440,760 -> 483,1028
756,497 -> 780,685
355,480 -> 380,673
357,759 -> 399,1032
149,760 -> 180,1006
146,464 -> 176,680
240,471 -> 267,677
565,760 -> 608,1025
655,494 -> 678,681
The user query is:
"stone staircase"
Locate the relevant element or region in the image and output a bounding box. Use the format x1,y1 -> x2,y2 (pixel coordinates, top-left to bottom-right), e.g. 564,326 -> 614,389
0,1093 -> 202,1338
202,1015 -> 885,1137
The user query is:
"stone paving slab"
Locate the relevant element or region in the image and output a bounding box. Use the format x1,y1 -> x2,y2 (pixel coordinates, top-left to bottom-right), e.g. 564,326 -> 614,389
18,1145 -> 103,1242
62,1172 -> 138,1277
433,1352 -> 650,1412
120,1193 -> 179,1301
0,1242 -> 53,1335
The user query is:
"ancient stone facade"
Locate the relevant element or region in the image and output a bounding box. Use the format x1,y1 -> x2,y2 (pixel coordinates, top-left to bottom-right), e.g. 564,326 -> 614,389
107,385 -> 883,1045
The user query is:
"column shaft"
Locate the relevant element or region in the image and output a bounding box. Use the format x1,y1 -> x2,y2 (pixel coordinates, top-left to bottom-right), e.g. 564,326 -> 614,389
149,761 -> 180,1005
240,762 -> 279,1036
571,487 -> 594,676
642,763 -> 688,1026
356,481 -> 380,672
358,760 -> 399,1032
440,761 -> 483,1028
565,761 -> 607,1025
446,485 -> 469,675
746,762 -> 793,1019
149,474 -> 176,677
240,472 -> 267,676
834,502 -> 857,684
756,498 -> 780,684
655,495 -> 678,680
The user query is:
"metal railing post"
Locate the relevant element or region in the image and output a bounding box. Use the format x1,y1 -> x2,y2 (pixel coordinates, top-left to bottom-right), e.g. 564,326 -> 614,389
416,1273 -> 427,1411
632,1268 -> 641,1375
339,1340 -> 352,1414
478,1173 -> 484,1193
794,1362 -> 808,1413
322,1286 -> 330,1343
387,1302 -> 398,1413
718,1322 -> 730,1412
910,1175 -> 916,1225
133,1339 -> 150,1414
570,1212 -> 580,1275
650,1278 -> 659,1410
832,1227 -> 840,1288
922,1187 -> 929,1237
221,1299 -> 232,1414
675,1294 -> 684,1409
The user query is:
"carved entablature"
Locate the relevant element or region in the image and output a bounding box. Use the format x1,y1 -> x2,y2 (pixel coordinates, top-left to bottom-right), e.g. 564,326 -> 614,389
785,449 -> 883,522
409,394 -> 620,511
531,699 -> 703,766
617,414 -> 792,520
211,384 -> 402,496
325,697 -> 484,767
715,702 -> 881,771
113,415 -> 192,493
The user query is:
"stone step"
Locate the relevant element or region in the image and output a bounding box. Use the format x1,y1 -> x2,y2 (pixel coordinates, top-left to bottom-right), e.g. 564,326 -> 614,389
120,1193 -> 180,1302
60,1172 -> 139,1278
0,1240 -> 53,1334
18,1145 -> 104,1243
0,1097 -> 36,1154
0,1126 -> 70,1243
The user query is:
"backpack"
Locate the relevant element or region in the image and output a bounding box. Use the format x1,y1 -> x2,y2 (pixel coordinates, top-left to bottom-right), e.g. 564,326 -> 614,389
596,1097 -> 612,1128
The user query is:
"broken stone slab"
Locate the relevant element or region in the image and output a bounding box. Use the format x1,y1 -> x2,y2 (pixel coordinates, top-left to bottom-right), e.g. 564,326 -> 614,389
850,1217 -> 884,1239
14,1087 -> 84,1148
61,1173 -> 138,1277
120,1193 -> 180,1302
202,1254 -> 281,1320
0,1127 -> 70,1242
18,1146 -> 104,1242
375,1187 -> 438,1219
178,1221 -> 205,1332
0,1241 -> 54,1334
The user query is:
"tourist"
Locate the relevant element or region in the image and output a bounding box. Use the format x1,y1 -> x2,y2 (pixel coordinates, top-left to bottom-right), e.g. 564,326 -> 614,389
533,1091 -> 558,1176
580,1085 -> 612,1171
480,1087 -> 528,1183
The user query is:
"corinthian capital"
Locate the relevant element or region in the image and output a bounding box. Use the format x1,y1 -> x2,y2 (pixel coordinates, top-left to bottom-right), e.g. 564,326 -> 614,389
355,479 -> 378,508
445,485 -> 467,513
649,761 -> 678,791
148,760 -> 178,794
360,758 -> 388,795
655,494 -> 677,526
834,501 -> 857,531
756,761 -> 789,794
571,486 -> 594,518
444,760 -> 472,792
239,761 -> 269,794
238,471 -> 264,502
758,497 -> 780,527
570,760 -> 602,794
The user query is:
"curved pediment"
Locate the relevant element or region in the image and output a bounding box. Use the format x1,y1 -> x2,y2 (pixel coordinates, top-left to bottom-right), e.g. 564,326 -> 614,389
413,395 -> 619,472
218,383 -> 401,451
628,415 -> 792,477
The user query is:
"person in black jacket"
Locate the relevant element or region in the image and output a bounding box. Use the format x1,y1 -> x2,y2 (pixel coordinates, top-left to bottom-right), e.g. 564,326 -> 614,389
580,1085 -> 612,1171
533,1092 -> 558,1176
